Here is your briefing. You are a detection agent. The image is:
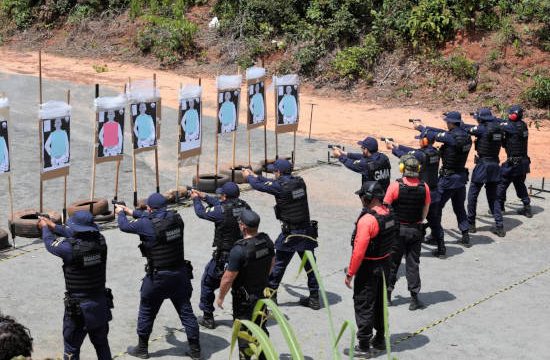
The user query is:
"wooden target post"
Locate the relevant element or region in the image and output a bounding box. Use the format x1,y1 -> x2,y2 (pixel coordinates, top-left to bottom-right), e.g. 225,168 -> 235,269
273,75 -> 300,166
128,75 -> 162,207
0,93 -> 15,246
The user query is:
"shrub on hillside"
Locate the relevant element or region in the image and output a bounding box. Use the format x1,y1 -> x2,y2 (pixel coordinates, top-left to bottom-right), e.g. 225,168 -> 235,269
332,34 -> 380,80
1,0 -> 34,28
434,53 -> 478,80
407,0 -> 454,49
523,75 -> 550,108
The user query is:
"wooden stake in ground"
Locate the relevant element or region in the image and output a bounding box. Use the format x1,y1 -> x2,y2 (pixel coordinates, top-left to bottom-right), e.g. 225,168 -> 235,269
90,84 -> 99,213
0,93 -> 16,246
38,50 -> 43,213
63,89 -> 71,223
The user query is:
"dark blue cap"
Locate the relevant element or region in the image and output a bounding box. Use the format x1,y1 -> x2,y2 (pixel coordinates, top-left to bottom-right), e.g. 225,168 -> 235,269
147,193 -> 167,209
357,136 -> 378,152
67,210 -> 99,233
238,209 -> 261,228
443,111 -> 462,123
415,129 -> 436,141
267,159 -> 293,174
473,107 -> 496,122
216,181 -> 240,198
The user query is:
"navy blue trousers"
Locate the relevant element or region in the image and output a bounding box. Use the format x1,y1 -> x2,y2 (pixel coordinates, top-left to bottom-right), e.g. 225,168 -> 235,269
268,249 -> 319,294
199,258 -> 223,314
137,269 -> 199,342
468,181 -> 503,228
433,185 -> 469,240
63,312 -> 111,360
497,174 -> 530,207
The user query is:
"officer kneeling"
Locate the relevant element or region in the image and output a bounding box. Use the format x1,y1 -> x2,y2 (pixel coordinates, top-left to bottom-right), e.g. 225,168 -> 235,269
345,181 -> 398,358
38,210 -> 113,360
115,193 -> 201,359
216,209 -> 275,360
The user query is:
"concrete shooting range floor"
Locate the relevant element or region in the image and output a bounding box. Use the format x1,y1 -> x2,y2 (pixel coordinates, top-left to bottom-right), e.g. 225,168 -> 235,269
1,72 -> 549,359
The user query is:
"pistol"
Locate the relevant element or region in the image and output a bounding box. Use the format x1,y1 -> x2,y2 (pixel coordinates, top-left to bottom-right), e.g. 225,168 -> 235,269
328,144 -> 343,149
380,137 -> 394,142
185,185 -> 197,196
409,118 -> 422,123
112,200 -> 127,206
35,212 -> 51,219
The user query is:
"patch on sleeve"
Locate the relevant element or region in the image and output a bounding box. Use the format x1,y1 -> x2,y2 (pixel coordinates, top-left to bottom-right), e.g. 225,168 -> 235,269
206,207 -> 214,213
353,160 -> 361,164
52,239 -> 64,247
264,181 -> 273,186
437,133 -> 445,138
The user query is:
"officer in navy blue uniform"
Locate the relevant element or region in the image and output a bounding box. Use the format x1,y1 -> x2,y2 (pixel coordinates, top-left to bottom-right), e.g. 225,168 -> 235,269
243,159 -> 320,310
497,105 -> 532,218
462,108 -> 505,237
115,193 -> 201,359
332,136 -> 392,191
38,210 -> 112,360
215,209 -> 275,360
416,111 -> 472,254
386,128 -> 441,248
190,181 -> 250,329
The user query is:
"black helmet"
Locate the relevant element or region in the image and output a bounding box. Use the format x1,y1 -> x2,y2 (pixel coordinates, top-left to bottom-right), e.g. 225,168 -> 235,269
355,181 -> 385,200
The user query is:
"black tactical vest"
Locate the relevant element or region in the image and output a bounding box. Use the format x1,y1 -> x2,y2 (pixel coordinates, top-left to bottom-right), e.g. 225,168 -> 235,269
351,208 -> 397,258
440,129 -> 472,172
140,211 -> 185,269
393,179 -> 426,223
475,122 -> 502,159
418,147 -> 440,189
213,199 -> 250,251
365,154 -> 391,190
504,121 -> 528,157
274,177 -> 310,226
63,232 -> 107,294
232,233 -> 275,294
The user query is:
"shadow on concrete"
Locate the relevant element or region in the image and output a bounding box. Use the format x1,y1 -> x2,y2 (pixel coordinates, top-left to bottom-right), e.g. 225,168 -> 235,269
280,354 -> 314,360
390,290 -> 456,307
147,327 -> 229,359
444,229 -> 495,246
390,332 -> 430,353
281,283 -> 342,307
476,216 -> 523,232
420,244 -> 464,258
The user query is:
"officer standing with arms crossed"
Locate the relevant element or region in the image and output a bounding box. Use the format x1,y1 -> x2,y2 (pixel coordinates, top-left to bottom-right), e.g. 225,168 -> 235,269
463,108 -> 505,237
115,193 -> 201,359
243,159 -> 320,310
497,105 -> 533,218
415,111 -> 472,253
344,181 -> 398,358
215,209 -> 275,360
38,210 -> 113,359
190,182 -> 251,329
383,155 -> 430,310
385,128 -> 441,250
332,136 -> 392,190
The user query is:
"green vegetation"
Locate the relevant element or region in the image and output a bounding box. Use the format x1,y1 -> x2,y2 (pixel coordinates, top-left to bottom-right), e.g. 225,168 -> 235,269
523,75 -> 550,107
333,35 -> 380,80
433,53 -> 478,80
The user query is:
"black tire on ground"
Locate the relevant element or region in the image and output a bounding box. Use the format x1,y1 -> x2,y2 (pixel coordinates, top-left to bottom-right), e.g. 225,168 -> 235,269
68,198 -> 109,216
94,210 -> 115,223
260,157 -> 292,173
0,228 -> 10,250
8,209 -> 62,239
192,173 -> 230,193
220,164 -> 263,184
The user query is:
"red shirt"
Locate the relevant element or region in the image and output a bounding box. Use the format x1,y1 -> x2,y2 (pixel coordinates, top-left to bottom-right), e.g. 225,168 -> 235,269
347,205 -> 390,277
383,177 -> 430,223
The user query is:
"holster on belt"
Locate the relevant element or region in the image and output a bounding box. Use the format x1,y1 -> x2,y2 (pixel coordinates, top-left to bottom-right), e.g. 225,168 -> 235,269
105,288 -> 114,309
64,293 -> 83,323
184,259 -> 194,280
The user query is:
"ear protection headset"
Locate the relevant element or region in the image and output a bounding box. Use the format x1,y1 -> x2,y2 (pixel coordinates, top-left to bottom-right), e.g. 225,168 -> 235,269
420,137 -> 429,147
508,112 -> 518,121
399,156 -> 421,173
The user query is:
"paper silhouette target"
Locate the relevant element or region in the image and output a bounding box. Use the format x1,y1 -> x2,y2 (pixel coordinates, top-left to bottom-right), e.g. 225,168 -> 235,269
277,85 -> 299,126
42,117 -> 70,172
0,118 -> 10,174
131,101 -> 157,150
97,108 -> 124,159
247,81 -> 265,129
217,90 -> 240,134
179,97 -> 202,155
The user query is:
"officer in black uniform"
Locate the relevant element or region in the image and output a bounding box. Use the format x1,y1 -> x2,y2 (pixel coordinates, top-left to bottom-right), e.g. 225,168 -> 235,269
497,105 -> 532,218
216,209 -> 275,360
416,111 -> 473,254
116,193 -> 201,359
332,136 -> 392,190
190,181 -> 251,329
39,210 -> 112,359
463,108 -> 505,237
243,159 -> 320,310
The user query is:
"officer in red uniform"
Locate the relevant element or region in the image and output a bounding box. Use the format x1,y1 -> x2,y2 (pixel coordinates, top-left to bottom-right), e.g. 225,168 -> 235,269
344,181 -> 398,358
383,155 -> 430,310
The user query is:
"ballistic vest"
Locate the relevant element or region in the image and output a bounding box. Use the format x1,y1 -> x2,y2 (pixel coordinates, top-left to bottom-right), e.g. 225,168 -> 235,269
274,176 -> 310,226
474,122 -> 502,159
417,147 -> 440,189
393,179 -> 426,224
440,129 -> 472,172
140,211 -> 185,269
504,121 -> 528,158
365,154 -> 391,190
351,208 -> 397,258
232,233 -> 274,295
63,232 -> 107,294
213,199 -> 250,251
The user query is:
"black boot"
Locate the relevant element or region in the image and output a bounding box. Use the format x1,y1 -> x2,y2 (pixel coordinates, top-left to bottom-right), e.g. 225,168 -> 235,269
491,227 -> 506,237
468,222 -> 476,233
199,312 -> 215,329
518,205 -> 533,218
371,333 -> 386,351
409,293 -> 425,311
459,231 -> 471,248
186,339 -> 201,360
432,241 -> 446,258
423,234 -> 437,245
386,289 -> 393,306
128,335 -> 149,359
343,342 -> 371,358
299,292 -> 321,310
